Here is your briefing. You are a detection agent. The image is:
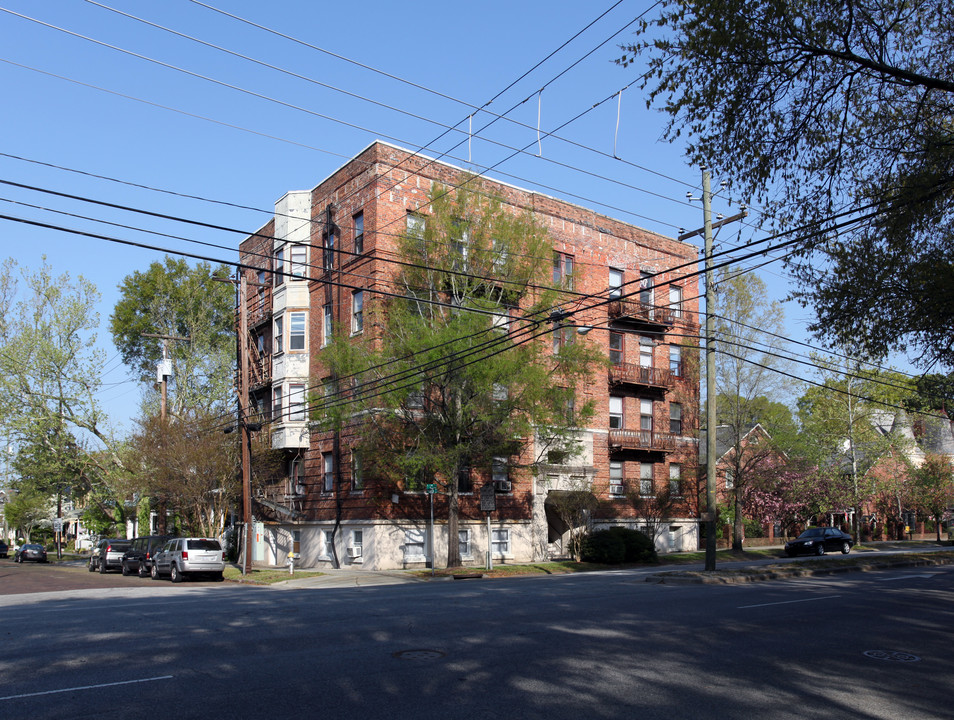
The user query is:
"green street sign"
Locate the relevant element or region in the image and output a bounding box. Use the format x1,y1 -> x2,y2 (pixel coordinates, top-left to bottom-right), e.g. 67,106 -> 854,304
425,483 -> 437,494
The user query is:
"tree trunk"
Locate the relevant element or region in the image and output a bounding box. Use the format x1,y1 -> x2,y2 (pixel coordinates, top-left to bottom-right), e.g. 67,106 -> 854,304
732,486 -> 744,551
446,482 -> 461,568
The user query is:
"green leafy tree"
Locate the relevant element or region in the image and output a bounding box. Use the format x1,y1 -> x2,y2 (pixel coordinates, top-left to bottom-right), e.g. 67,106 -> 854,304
110,257 -> 235,417
710,267 -> 794,550
909,453 -> 954,541
318,181 -> 602,568
621,0 -> 954,368
3,486 -> 51,543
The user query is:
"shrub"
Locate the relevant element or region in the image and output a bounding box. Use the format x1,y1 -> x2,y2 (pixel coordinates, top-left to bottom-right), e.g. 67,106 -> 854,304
607,526 -> 657,563
581,530 -> 626,564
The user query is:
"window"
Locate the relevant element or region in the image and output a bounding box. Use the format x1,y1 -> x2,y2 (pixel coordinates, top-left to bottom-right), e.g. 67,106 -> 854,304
492,305 -> 514,333
639,270 -> 653,307
564,395 -> 576,424
290,245 -> 307,279
609,461 -> 624,496
668,525 -> 679,551
670,403 -> 682,435
274,247 -> 285,287
404,528 -> 426,560
351,290 -> 364,334
322,303 -> 332,347
553,252 -> 574,290
353,211 -> 364,255
322,530 -> 334,558
256,333 -> 265,356
322,452 -> 334,493
458,528 -> 472,558
407,212 -> 426,238
669,464 -> 682,496
352,452 -> 364,491
273,315 -> 284,354
609,332 -> 624,365
609,396 -> 624,429
351,530 -> 363,558
669,285 -> 683,318
491,528 -> 511,556
670,345 -> 682,375
458,463 -> 473,493
288,383 -> 305,422
491,238 -> 509,274
272,386 -> 283,422
493,457 -> 510,490
608,268 -> 623,298
640,399 -> 654,433
640,462 -> 654,496
552,323 -> 573,353
323,232 -> 335,272
288,456 -> 304,496
450,218 -> 469,270
289,311 -> 306,351
639,336 -> 654,368
257,268 -> 267,295
725,469 -> 735,490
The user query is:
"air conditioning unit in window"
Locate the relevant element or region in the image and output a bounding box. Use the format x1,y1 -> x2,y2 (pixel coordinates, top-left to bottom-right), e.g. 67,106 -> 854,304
347,546 -> 362,558
610,484 -> 625,496
495,480 -> 512,492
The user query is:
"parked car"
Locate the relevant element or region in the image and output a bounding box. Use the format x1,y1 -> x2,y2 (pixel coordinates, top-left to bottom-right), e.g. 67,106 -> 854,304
121,535 -> 173,578
152,537 -> 225,582
0,541 -> 8,558
785,527 -> 854,557
14,543 -> 48,563
88,538 -> 133,573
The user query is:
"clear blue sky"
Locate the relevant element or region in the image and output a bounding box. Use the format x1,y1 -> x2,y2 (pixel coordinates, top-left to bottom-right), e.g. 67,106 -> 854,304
0,0 -> 860,433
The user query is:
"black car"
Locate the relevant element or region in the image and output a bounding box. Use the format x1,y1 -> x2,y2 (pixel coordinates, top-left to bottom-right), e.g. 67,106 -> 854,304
121,535 -> 173,578
0,541 -> 8,558
88,538 -> 133,573
785,527 -> 854,557
14,543 -> 48,563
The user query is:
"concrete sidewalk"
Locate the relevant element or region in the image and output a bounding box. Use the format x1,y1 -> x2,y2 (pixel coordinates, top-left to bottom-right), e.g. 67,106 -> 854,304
268,567 -> 433,589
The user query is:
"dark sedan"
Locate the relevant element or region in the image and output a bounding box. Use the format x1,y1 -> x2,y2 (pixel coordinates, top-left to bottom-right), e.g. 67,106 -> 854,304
14,543 -> 48,563
785,527 -> 854,557
0,541 -> 8,558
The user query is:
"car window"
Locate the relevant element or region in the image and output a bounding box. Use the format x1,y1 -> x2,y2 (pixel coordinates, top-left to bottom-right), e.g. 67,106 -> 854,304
187,539 -> 222,551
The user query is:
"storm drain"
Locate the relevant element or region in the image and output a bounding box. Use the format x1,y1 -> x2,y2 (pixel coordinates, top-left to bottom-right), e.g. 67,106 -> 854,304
394,649 -> 446,660
863,650 -> 921,663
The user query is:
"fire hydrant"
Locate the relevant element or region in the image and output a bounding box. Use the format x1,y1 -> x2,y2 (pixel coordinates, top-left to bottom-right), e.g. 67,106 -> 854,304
286,553 -> 295,575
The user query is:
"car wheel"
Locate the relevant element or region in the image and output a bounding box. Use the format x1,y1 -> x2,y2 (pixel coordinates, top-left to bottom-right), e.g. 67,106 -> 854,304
121,562 -> 130,576
842,542 -> 851,555
88,559 -> 96,572
138,563 -> 148,578
170,564 -> 183,583
815,544 -> 825,556
213,572 -> 224,582
99,559 -> 107,574
151,564 -> 160,580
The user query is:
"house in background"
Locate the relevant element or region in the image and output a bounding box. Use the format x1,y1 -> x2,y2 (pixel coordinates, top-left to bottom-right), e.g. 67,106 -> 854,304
237,141 -> 702,570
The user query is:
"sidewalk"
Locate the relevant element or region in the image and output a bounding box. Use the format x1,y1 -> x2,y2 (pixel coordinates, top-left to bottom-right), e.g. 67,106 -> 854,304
267,566 -> 431,589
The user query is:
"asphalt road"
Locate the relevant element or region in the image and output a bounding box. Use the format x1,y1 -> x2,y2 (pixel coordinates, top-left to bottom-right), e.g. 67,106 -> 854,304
0,557 -> 952,719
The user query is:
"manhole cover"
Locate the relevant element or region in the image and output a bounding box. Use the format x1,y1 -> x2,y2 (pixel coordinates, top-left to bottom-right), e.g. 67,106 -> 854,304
863,650 -> 921,663
394,649 -> 446,660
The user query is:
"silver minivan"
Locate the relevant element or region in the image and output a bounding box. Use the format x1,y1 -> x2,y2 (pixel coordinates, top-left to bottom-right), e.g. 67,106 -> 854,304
151,537 -> 225,582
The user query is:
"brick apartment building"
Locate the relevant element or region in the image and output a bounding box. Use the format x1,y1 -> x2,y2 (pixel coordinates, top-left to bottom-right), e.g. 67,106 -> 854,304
237,141 -> 701,570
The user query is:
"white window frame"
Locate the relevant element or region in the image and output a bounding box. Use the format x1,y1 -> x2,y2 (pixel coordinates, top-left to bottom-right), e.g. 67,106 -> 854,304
289,311 -> 306,351
609,396 -> 624,429
639,335 -> 654,368
351,529 -> 364,561
609,461 -> 624,496
608,268 -> 623,298
274,246 -> 285,287
272,386 -> 283,423
404,528 -> 426,561
669,464 -> 682,497
491,528 -> 511,557
353,211 -> 364,255
669,285 -> 683,318
273,315 -> 284,355
351,452 -> 364,491
322,452 -> 334,493
640,399 -> 654,432
351,290 -> 364,335
640,462 -> 654,497
670,345 -> 682,375
321,529 -> 334,559
288,383 -> 305,422
670,402 -> 682,435
458,528 -> 472,559
553,252 -> 574,290
322,303 -> 332,347
290,245 -> 307,279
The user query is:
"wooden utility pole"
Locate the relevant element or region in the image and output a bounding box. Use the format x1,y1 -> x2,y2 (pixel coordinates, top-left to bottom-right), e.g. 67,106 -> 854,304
679,170 -> 747,571
238,270 -> 253,575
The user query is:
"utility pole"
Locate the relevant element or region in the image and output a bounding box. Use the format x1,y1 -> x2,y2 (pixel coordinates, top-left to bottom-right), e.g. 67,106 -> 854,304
239,270 -> 253,576
680,169 -> 747,571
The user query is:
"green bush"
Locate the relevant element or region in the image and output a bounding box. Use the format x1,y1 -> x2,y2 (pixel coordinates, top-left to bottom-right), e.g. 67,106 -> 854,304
606,526 -> 658,563
581,530 -> 626,564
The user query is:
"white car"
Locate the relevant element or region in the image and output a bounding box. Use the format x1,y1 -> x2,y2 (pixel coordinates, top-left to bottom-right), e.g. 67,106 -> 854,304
151,538 -> 225,582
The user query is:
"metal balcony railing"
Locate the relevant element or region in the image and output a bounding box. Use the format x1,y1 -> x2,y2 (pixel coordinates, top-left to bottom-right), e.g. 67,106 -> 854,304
608,429 -> 676,452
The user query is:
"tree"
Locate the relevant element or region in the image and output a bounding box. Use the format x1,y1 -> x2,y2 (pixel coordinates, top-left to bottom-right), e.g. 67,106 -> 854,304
318,180 -> 602,568
3,486 -> 50,543
545,476 -> 599,561
909,453 -> 954,541
110,257 -> 235,417
621,0 -> 954,368
0,258 -> 132,528
131,410 -> 240,538
710,267 -> 794,550
627,487 -> 678,551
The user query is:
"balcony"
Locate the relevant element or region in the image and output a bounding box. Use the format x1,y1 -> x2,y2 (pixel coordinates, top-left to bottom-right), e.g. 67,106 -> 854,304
607,299 -> 674,329
608,429 -> 675,453
609,363 -> 673,391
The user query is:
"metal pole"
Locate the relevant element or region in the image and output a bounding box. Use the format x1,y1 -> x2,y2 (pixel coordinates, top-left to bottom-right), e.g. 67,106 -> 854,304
486,514 -> 493,571
429,491 -> 435,576
703,168 -> 718,572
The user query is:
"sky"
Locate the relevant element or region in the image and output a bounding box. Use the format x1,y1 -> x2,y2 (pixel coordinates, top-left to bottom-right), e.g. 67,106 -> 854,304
0,0 -> 859,436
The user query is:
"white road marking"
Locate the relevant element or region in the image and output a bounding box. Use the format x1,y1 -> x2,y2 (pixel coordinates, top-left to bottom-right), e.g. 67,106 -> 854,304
0,675 -> 173,701
739,595 -> 841,609
878,574 -> 936,581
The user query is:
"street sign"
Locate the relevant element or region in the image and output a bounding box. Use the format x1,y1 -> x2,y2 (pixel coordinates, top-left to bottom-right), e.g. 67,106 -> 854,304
53,519 -> 63,533
425,483 -> 437,495
480,483 -> 496,513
